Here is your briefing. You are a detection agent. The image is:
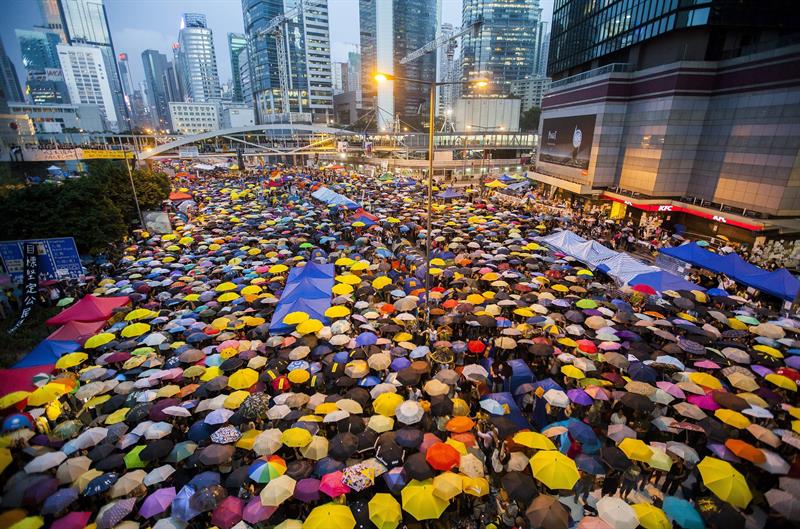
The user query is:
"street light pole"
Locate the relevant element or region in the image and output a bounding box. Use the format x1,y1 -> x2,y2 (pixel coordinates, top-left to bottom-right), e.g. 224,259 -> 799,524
425,81 -> 435,327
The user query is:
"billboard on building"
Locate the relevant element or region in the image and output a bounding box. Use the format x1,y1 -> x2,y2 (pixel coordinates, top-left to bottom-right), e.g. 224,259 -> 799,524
539,114 -> 596,170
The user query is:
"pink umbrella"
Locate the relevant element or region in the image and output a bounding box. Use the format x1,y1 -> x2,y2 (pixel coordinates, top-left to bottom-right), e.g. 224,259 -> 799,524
656,381 -> 685,399
418,432 -> 441,453
139,487 -> 176,518
687,393 -> 719,411
584,386 -> 610,400
52,512 -> 92,529
695,360 -> 721,370
319,470 -> 351,498
243,496 -> 277,524
578,517 -> 613,529
211,496 -> 244,529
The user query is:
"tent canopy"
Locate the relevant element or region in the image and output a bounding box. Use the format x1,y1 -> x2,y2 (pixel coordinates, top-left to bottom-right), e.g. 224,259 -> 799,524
45,295 -> 130,326
269,262 -> 335,334
311,186 -> 361,209
436,187 -> 464,199
629,270 -> 705,293
47,320 -> 107,345
14,339 -> 80,368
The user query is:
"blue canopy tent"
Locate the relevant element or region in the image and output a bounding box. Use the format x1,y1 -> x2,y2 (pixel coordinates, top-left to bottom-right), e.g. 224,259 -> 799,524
661,243 -> 799,301
505,359 -> 535,395
506,180 -> 531,192
14,339 -> 80,368
269,263 -> 335,333
628,270 -> 704,292
498,174 -> 516,183
483,392 -> 531,431
436,187 -> 464,199
311,187 -> 361,209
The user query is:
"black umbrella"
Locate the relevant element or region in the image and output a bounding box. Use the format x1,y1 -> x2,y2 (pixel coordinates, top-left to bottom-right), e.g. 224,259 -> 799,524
396,368 -> 420,386
696,497 -> 745,529
286,459 -> 314,480
429,395 -> 454,416
224,466 -> 249,490
357,429 -> 378,452
329,432 -> 359,461
337,415 -> 366,434
189,484 -> 227,512
375,440 -> 404,467
88,443 -> 116,462
601,446 -> 629,471
95,454 -> 125,471
490,416 -> 519,439
501,471 -> 538,503
403,453 -> 434,480
620,392 -> 655,413
395,427 -> 424,449
141,439 -> 175,461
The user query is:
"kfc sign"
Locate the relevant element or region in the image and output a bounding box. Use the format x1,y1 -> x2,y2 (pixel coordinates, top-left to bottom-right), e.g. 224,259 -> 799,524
712,215 -> 727,223
657,205 -> 673,212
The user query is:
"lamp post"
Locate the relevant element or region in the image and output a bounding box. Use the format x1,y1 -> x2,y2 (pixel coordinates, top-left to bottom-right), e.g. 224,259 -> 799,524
375,73 -> 488,328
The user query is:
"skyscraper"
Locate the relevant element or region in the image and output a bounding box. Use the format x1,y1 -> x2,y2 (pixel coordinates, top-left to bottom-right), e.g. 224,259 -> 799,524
238,48 -> 252,107
347,51 -> 361,104
15,29 -> 70,104
142,50 -> 170,128
460,0 -> 542,95
56,0 -> 130,130
37,0 -> 67,42
332,62 -> 348,94
163,60 -> 183,105
0,37 -> 23,110
177,13 -> 221,103
359,0 -> 437,129
228,33 -> 247,102
117,52 -> 135,121
242,0 -> 333,122
57,43 -> 118,130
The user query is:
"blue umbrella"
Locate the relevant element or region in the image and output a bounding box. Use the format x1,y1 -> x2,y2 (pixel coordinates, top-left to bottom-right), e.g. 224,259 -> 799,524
355,332 -> 378,346
575,454 -> 605,475
663,496 -> 705,529
42,486 -> 79,514
172,484 -> 202,522
189,470 -> 221,489
187,420 -> 215,442
358,375 -> 381,387
84,472 -> 118,496
627,362 -> 658,383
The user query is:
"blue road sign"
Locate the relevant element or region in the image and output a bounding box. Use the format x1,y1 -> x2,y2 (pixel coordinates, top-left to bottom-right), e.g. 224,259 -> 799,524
0,238 -> 84,284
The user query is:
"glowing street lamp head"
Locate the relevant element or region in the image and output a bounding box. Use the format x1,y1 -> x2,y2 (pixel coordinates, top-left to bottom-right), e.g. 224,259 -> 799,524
374,72 -> 392,82
473,79 -> 490,89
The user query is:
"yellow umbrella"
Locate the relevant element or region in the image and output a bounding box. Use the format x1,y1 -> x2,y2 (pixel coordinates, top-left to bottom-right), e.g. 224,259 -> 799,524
401,479 -> 450,521
121,322 -> 151,338
618,438 -> 654,462
754,344 -> 783,359
0,391 -> 29,410
513,431 -> 556,451
125,308 -> 156,321
84,333 -> 115,349
228,368 -> 259,390
335,257 -> 355,266
200,366 -> 222,381
217,292 -> 240,302
105,407 -> 129,425
269,264 -> 289,274
55,352 -> 88,370
373,392 -> 404,417
765,373 -> 797,392
296,319 -> 323,335
466,293 -> 485,305
282,427 -> 313,447
241,285 -> 262,296
432,471 -> 463,501
283,311 -> 310,325
27,382 -> 69,407
0,447 -> 12,474
350,261 -> 369,272
324,306 -> 351,319
715,409 -> 751,429
462,476 -> 490,496
224,391 -> 250,410
688,372 -> 722,390
368,493 -> 402,529
288,370 -> 310,384
697,456 -> 752,508
373,276 -> 392,289
529,450 -> 579,490
304,503 -> 355,529
9,516 -> 44,529
560,365 -> 585,380
336,274 -> 362,285
215,282 -> 237,292
632,504 -> 672,529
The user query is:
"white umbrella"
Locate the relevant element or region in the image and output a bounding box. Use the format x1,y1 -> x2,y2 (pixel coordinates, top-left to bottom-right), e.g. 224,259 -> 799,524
757,450 -> 790,475
260,474 -> 296,507
24,451 -> 67,473
597,496 -> 638,529
462,364 -> 489,382
396,401 -> 424,425
253,429 -> 283,455
543,389 -> 569,408
144,464 -> 176,486
267,404 -> 291,421
766,489 -> 800,522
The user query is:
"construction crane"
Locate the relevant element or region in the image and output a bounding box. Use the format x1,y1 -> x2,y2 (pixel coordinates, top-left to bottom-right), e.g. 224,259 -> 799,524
250,1 -> 304,116
399,18 -> 483,132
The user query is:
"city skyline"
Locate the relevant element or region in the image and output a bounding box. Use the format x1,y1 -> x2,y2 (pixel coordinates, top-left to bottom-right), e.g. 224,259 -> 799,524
1,0 -> 553,94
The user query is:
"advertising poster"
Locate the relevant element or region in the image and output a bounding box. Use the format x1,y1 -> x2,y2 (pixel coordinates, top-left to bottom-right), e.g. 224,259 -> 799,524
539,114 -> 597,170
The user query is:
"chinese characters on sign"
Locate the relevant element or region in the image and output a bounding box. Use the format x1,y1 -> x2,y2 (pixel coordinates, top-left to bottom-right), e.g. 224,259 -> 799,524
7,243 -> 40,335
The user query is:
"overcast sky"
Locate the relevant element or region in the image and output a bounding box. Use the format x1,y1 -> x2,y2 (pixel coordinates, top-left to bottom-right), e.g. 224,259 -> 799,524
1,0 -> 552,90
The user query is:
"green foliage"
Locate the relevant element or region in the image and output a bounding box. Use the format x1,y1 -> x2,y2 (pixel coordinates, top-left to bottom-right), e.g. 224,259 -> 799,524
520,106 -> 542,132
0,161 -> 170,254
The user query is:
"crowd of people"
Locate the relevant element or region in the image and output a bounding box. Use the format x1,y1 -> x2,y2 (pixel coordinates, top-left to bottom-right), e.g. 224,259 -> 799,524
0,164 -> 798,529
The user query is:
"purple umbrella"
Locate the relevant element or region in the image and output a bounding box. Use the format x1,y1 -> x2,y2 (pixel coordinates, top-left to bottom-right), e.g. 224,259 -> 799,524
708,442 -> 742,463
751,365 -> 774,377
687,394 -> 719,411
294,477 -> 322,502
211,496 -> 244,529
383,467 -> 407,493
52,511 -> 92,529
139,487 -> 176,518
24,476 -> 59,505
97,498 -> 137,529
567,388 -> 593,406
243,496 -> 277,524
390,357 -> 411,371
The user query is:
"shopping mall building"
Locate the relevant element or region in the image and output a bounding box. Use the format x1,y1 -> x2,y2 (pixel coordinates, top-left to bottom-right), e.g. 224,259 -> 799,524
532,0 -> 800,243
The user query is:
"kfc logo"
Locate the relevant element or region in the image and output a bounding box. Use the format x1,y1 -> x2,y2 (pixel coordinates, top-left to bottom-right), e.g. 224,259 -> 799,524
712,215 -> 727,223
657,205 -> 673,212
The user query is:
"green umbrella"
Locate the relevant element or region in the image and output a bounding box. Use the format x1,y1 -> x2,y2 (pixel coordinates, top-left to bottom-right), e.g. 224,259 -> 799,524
166,441 -> 197,463
57,297 -> 75,307
575,299 -> 598,309
125,445 -> 147,469
736,315 -> 760,325
299,242 -> 314,249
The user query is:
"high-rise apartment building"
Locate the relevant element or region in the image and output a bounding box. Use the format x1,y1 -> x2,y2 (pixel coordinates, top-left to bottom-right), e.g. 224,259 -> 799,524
57,43 -> 118,130
228,33 -> 247,102
56,0 -> 129,130
535,0 -> 800,237
242,0 -> 333,122
15,29 -> 70,104
117,52 -> 136,122
460,0 -> 542,95
238,48 -> 252,107
347,51 -> 361,104
359,0 -> 437,129
332,62 -> 348,95
0,37 -> 23,111
163,60 -> 183,105
177,13 -> 222,103
142,50 -> 170,129
37,0 -> 67,42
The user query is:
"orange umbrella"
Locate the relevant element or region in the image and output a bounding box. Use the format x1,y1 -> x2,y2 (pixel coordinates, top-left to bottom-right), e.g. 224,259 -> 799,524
445,416 -> 475,433
426,442 -> 461,472
724,439 -> 766,464
380,304 -> 395,314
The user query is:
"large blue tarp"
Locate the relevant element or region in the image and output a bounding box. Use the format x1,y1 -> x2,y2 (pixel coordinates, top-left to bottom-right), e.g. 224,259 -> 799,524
661,243 -> 799,300
436,187 -> 464,199
311,187 -> 361,209
483,392 -> 531,431
269,262 -> 335,333
629,270 -> 705,293
506,359 -> 535,395
14,339 -> 80,368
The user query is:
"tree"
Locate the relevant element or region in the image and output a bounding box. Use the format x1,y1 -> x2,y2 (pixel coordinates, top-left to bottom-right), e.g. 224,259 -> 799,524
519,106 -> 541,132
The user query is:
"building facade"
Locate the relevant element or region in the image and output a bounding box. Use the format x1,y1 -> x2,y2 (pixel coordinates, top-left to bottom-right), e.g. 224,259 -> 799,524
228,33 -> 247,102
168,101 -> 220,134
221,104 -> 256,128
56,43 -> 118,130
332,62 -> 348,94
238,48 -> 253,106
453,96 -> 521,133
536,0 -> 800,240
509,76 -> 551,111
56,0 -> 129,130
142,50 -> 170,129
177,13 -> 222,103
9,102 -> 104,133
242,0 -> 333,123
460,0 -> 542,95
359,0 -> 437,129
347,51 -> 362,104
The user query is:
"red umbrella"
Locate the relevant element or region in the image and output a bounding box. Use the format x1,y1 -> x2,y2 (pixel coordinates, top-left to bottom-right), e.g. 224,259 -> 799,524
631,284 -> 657,295
467,340 -> 486,354
211,496 -> 244,529
319,470 -> 351,497
426,442 -> 461,471
272,376 -> 292,392
576,340 -> 597,354
52,512 -> 92,529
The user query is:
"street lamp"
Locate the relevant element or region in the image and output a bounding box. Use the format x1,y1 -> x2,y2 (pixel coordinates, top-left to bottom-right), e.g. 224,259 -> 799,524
375,72 -> 488,328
